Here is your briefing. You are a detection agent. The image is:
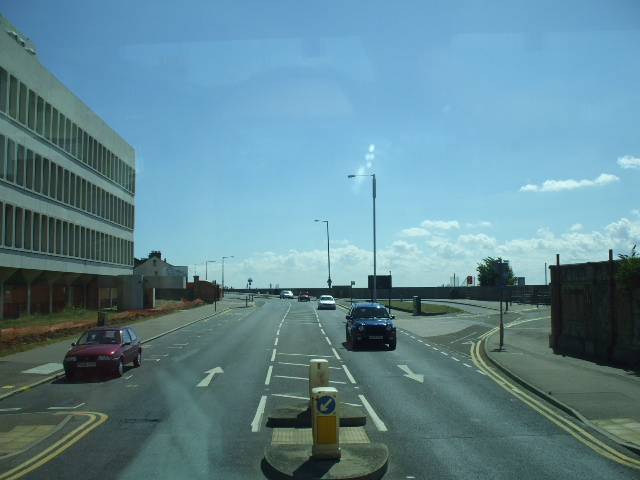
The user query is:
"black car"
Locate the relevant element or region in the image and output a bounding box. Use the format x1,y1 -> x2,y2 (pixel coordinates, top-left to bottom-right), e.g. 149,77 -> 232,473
345,302 -> 396,350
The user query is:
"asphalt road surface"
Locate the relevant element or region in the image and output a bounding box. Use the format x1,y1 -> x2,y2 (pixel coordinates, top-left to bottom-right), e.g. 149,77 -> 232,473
1,298 -> 638,479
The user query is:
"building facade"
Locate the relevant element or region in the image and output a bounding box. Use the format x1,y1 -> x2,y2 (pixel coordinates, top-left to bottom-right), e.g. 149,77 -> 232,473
0,16 -> 135,318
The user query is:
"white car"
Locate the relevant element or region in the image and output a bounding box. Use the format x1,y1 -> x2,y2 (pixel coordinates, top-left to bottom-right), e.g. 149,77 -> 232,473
317,295 -> 336,310
279,290 -> 294,299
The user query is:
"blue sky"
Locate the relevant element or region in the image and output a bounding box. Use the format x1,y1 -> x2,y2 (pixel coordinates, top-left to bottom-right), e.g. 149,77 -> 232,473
4,1 -> 639,289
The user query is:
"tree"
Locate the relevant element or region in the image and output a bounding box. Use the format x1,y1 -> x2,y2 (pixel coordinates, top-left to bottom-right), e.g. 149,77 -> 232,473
476,257 -> 516,287
616,245 -> 640,292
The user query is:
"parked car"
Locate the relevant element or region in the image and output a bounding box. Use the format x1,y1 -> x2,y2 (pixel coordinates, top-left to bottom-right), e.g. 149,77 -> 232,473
317,295 -> 336,310
63,326 -> 142,379
345,302 -> 396,350
298,291 -> 310,302
279,290 -> 294,299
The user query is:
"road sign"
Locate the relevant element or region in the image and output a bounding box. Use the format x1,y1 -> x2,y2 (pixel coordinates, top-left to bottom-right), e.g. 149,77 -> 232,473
317,395 -> 336,415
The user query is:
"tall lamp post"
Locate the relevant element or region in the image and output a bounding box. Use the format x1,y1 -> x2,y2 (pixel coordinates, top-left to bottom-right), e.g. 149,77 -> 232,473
222,256 -> 234,291
205,260 -> 216,281
315,220 -> 332,292
348,173 -> 377,301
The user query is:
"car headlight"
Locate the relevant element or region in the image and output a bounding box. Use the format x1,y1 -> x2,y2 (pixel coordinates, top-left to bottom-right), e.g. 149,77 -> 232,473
97,356 -> 113,361
358,325 -> 365,331
65,356 -> 76,362
386,325 -> 392,331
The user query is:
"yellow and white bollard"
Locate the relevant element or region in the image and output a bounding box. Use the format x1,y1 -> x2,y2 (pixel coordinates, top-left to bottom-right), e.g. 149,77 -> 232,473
311,386 -> 341,460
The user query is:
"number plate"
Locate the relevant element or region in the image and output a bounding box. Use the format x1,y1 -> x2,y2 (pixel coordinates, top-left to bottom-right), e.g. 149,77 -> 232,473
78,362 -> 96,367
368,336 -> 383,340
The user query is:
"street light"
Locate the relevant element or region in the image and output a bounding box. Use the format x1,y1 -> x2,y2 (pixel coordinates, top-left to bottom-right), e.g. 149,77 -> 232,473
205,260 -> 216,281
348,173 -> 377,301
222,256 -> 234,291
315,220 -> 332,292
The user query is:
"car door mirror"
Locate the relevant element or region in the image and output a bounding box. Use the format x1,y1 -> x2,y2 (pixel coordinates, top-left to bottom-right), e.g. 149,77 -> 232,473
346,315 -> 351,320
390,315 -> 395,319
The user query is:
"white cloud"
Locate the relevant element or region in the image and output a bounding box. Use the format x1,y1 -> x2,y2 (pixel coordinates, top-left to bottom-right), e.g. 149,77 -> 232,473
230,217 -> 640,289
420,220 -> 460,230
465,221 -> 492,228
618,155 -> 640,169
520,173 -> 619,192
400,228 -> 430,237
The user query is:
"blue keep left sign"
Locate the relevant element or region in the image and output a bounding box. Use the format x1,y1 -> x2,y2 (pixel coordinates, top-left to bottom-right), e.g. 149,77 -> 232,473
316,395 -> 336,415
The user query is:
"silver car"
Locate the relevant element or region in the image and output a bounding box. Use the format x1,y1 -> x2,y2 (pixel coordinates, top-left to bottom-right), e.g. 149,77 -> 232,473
279,290 -> 294,299
317,295 -> 336,310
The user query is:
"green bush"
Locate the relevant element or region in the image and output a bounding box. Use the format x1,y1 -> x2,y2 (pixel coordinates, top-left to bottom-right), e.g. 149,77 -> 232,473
616,245 -> 640,292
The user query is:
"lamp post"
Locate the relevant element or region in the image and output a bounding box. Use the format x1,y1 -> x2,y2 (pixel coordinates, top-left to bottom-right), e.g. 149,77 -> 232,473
348,173 -> 377,301
315,220 -> 332,292
222,256 -> 234,291
205,260 -> 216,281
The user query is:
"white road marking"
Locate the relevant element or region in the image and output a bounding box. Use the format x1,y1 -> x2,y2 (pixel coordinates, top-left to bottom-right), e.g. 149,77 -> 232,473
398,365 -> 424,383
49,403 -> 85,410
342,365 -> 357,384
332,348 -> 341,361
196,367 -> 224,387
22,363 -> 63,374
265,366 -> 273,385
271,350 -> 277,362
358,395 -> 387,432
252,396 -> 267,432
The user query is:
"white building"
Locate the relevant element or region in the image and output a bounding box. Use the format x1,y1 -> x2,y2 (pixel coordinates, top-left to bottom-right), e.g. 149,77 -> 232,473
0,15 -> 135,317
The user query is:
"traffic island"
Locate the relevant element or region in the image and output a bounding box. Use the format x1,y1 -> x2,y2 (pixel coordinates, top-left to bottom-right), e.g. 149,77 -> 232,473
263,443 -> 389,480
267,400 -> 367,428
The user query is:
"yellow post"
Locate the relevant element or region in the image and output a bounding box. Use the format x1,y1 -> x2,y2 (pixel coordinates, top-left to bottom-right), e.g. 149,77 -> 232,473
311,387 -> 341,460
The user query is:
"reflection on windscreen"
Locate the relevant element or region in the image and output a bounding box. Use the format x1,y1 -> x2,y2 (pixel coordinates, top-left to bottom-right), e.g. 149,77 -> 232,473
356,308 -> 389,319
78,330 -> 121,345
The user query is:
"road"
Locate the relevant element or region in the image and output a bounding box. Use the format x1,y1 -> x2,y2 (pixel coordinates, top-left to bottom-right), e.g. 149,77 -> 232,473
0,297 -> 638,479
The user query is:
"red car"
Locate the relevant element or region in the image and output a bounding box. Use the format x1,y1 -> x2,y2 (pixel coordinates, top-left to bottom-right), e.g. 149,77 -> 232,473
63,326 -> 142,379
298,292 -> 310,302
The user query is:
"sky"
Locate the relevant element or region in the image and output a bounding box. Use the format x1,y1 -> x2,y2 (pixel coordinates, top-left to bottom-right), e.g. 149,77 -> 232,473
4,1 -> 640,289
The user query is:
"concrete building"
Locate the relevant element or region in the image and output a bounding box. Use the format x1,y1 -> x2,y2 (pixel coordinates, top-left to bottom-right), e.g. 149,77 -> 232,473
0,15 -> 135,318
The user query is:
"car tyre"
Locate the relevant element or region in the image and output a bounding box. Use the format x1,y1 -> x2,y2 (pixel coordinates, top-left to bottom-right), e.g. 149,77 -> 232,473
65,370 -> 74,380
116,359 -> 124,378
133,350 -> 142,368
388,339 -> 397,350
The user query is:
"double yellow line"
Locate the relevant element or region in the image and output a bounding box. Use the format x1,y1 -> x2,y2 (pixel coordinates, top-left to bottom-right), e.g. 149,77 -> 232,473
0,412 -> 108,480
471,328 -> 640,469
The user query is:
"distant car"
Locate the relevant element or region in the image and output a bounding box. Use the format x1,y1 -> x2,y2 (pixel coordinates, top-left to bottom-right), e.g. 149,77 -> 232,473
317,295 -> 336,310
298,292 -> 310,302
345,302 -> 396,350
279,290 -> 294,299
63,326 -> 142,379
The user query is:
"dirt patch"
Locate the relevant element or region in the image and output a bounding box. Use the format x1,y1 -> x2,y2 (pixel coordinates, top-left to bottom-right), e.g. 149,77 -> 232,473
0,299 -> 204,354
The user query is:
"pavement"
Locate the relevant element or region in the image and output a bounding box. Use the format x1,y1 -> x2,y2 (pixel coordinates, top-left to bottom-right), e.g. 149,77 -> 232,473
1,296 -> 639,479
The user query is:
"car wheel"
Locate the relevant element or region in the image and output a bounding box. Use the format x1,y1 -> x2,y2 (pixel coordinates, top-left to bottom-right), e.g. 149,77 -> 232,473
65,370 -> 74,380
133,350 -> 142,367
388,340 -> 397,350
116,359 -> 124,378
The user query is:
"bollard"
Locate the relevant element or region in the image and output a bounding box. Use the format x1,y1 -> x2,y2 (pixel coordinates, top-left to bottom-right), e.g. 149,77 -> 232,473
311,387 -> 341,460
309,359 -> 329,408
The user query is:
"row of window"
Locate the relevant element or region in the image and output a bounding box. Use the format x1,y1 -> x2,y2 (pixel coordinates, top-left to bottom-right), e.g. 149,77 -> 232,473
0,133 -> 134,230
1,200 -> 133,266
0,66 -> 135,193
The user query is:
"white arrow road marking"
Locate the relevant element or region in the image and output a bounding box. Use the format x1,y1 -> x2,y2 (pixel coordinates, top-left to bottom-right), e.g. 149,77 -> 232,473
398,365 -> 424,383
196,367 -> 224,387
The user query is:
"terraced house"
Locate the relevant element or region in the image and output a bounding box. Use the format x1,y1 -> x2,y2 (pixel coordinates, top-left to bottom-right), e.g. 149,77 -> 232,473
0,15 -> 135,318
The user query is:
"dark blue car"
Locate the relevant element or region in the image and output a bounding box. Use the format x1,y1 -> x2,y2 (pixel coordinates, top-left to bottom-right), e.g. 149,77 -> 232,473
345,302 -> 396,350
